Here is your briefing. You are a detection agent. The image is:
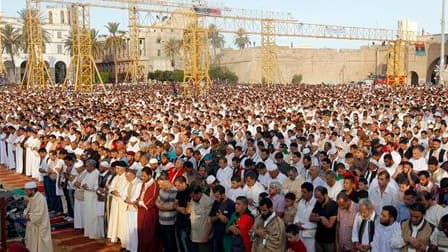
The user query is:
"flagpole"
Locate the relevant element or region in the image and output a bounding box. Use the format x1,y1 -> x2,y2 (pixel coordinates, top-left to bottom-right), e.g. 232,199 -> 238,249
440,0 -> 446,85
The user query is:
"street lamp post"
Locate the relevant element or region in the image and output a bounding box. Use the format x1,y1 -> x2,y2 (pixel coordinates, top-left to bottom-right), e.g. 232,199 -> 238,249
440,0 -> 446,85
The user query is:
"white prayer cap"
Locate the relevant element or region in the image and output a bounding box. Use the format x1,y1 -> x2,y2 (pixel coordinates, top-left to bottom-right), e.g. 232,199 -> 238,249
327,148 -> 338,156
302,148 -> 311,155
206,175 -> 216,185
69,135 -> 77,142
266,163 -> 278,172
100,161 -> 111,168
343,128 -> 350,133
226,145 -> 234,150
443,133 -> 448,138
74,160 -> 84,169
24,182 -> 37,189
311,142 -> 319,147
149,158 -> 158,164
435,112 -> 442,117
369,159 -> 379,167
129,136 -> 138,143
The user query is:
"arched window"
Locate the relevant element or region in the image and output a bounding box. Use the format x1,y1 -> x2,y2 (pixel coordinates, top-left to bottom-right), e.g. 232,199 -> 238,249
60,10 -> 65,24
48,11 -> 53,24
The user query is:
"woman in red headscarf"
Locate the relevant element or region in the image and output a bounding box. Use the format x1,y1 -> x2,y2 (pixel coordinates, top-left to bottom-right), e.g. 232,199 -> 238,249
137,167 -> 161,252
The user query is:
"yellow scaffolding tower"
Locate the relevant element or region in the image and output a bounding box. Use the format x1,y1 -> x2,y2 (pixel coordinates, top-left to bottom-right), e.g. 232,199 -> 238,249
0,14 -> 5,76
64,4 -> 105,92
182,12 -> 211,97
261,19 -> 281,86
386,40 -> 406,85
124,2 -> 141,84
21,0 -> 53,89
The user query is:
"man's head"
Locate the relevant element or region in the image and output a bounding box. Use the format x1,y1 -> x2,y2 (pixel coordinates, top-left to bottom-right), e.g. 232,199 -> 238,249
409,202 -> 426,225
259,197 -> 274,220
428,156 -> 439,173
336,191 -> 352,209
235,196 -> 249,214
284,192 -> 296,207
314,186 -> 328,204
377,170 -> 390,189
438,214 -> 448,237
403,189 -> 417,207
286,224 -> 300,242
126,169 -> 137,182
268,181 -> 282,196
325,170 -> 337,187
418,170 -> 431,187
174,175 -> 188,192
244,171 -> 258,187
301,182 -> 314,201
190,184 -> 203,202
380,205 -> 397,226
212,185 -> 226,202
24,182 -> 38,198
416,191 -> 433,209
358,198 -> 374,219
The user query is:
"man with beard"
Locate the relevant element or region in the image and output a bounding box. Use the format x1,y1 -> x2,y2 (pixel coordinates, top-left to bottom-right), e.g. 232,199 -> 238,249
429,214 -> 448,251
371,205 -> 400,252
250,197 -> 286,252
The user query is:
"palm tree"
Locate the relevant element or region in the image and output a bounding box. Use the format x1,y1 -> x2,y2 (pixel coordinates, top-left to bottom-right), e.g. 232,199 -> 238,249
64,28 -> 103,58
234,28 -> 250,50
1,24 -> 22,78
104,22 -> 125,84
162,38 -> 182,68
18,8 -> 50,52
208,24 -> 225,61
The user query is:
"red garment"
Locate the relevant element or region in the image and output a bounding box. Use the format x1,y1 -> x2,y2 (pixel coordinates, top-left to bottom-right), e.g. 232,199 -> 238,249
237,213 -> 254,252
287,240 -> 307,252
137,181 -> 161,252
168,167 -> 185,184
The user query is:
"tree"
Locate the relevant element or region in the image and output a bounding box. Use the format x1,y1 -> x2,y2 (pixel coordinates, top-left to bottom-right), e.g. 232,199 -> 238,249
64,29 -> 103,58
291,74 -> 303,85
18,9 -> 50,52
1,24 -> 22,77
104,22 -> 125,84
209,65 -> 238,83
208,24 -> 225,62
162,38 -> 182,68
234,28 -> 250,50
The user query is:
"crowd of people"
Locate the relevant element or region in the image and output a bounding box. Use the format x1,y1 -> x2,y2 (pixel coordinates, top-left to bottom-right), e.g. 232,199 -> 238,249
2,84 -> 448,252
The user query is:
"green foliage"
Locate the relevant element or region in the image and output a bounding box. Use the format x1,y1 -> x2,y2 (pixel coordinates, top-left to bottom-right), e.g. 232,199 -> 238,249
209,65 -> 238,83
148,70 -> 184,82
95,71 -> 110,83
291,74 -> 303,85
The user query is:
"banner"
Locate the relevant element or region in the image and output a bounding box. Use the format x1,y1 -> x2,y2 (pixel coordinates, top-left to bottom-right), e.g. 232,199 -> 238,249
415,41 -> 426,56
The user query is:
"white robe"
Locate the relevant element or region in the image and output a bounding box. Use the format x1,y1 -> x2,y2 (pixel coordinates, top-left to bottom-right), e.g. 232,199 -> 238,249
24,192 -> 53,252
74,170 -> 87,229
123,178 -> 143,252
107,173 -> 129,246
15,135 -> 25,174
24,137 -> 34,176
83,169 -> 101,239
31,138 -> 42,180
6,133 -> 16,169
0,133 -> 7,165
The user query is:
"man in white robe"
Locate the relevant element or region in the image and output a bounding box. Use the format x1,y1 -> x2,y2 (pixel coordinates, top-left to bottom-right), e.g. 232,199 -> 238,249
73,163 -> 87,229
24,130 -> 34,176
0,128 -> 7,166
14,128 -> 25,174
107,160 -> 129,248
6,126 -> 16,169
123,169 -> 142,252
82,159 -> 101,239
23,182 -> 53,252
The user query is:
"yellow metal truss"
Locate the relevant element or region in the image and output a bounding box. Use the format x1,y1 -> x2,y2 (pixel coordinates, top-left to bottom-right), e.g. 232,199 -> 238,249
182,12 -> 211,98
386,40 -> 406,85
21,0 -> 53,89
64,4 -> 105,92
0,14 -> 5,76
124,3 -> 141,84
261,19 -> 281,86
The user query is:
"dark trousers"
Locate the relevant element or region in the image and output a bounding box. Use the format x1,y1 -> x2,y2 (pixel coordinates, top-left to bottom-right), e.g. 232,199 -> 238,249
316,242 -> 336,252
192,241 -> 211,252
175,225 -> 192,252
212,234 -> 225,252
43,176 -> 62,213
160,224 -> 177,252
63,188 -> 74,217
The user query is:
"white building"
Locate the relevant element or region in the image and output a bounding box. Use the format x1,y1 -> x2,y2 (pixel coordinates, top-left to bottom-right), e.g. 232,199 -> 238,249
1,6 -> 71,83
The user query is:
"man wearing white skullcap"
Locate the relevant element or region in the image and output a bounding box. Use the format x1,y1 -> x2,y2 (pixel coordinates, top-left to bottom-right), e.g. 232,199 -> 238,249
24,181 -> 53,252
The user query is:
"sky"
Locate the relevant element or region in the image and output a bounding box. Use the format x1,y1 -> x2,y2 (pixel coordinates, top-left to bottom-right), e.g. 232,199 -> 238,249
1,0 -> 444,48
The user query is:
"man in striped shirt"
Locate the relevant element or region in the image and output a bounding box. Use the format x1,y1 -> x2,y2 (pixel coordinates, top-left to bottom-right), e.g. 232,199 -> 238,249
156,173 -> 178,252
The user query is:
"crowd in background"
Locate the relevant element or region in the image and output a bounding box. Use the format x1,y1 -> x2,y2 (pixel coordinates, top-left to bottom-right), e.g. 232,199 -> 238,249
1,84 -> 448,251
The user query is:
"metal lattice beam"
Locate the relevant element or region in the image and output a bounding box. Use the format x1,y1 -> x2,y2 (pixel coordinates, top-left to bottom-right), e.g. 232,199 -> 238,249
124,2 -> 141,84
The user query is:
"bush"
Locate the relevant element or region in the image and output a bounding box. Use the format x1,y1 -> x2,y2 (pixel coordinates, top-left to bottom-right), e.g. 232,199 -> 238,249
209,65 -> 238,83
148,70 -> 184,82
291,74 -> 303,85
95,71 -> 110,83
